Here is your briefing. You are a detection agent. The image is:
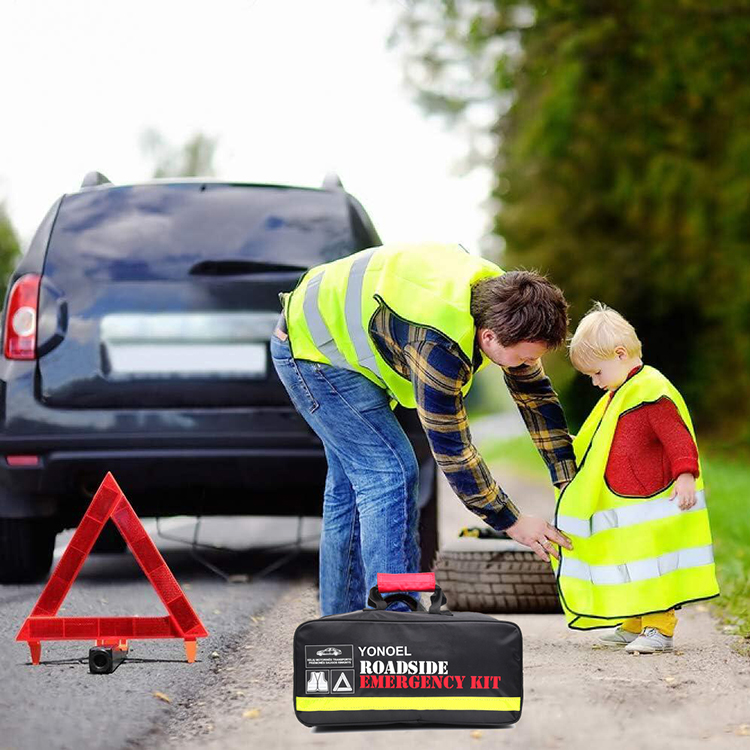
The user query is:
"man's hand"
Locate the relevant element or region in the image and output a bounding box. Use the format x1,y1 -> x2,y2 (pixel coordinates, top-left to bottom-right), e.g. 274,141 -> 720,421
504,515 -> 574,562
669,472 -> 697,510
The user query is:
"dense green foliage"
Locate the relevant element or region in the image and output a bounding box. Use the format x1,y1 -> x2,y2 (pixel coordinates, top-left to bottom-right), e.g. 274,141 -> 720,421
392,1 -> 750,437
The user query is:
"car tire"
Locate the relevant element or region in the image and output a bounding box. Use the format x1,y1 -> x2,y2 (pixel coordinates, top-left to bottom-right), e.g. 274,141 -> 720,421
0,517 -> 57,584
433,549 -> 562,613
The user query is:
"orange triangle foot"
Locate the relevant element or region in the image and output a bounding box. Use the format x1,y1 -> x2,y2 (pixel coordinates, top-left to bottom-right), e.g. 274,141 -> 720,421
184,640 -> 197,663
29,642 -> 41,665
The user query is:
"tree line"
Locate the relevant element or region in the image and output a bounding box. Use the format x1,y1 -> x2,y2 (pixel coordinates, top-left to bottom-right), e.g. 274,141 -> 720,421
391,0 -> 750,440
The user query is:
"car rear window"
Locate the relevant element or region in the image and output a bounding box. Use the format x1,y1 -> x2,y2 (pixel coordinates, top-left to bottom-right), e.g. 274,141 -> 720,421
44,183 -> 357,281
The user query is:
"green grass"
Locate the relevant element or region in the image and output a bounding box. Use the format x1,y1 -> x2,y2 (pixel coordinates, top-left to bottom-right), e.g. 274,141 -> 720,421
700,450 -> 750,638
479,434 -> 750,637
480,434 -> 549,483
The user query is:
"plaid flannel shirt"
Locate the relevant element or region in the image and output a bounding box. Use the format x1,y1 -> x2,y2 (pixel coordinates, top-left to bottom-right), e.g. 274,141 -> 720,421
368,304 -> 577,531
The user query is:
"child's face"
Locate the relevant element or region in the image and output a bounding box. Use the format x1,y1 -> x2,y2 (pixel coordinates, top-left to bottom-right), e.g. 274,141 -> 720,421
580,347 -> 635,391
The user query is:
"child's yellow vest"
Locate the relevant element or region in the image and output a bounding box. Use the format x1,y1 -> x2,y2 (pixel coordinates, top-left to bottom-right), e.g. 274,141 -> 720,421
550,365 -> 720,629
282,242 -> 504,409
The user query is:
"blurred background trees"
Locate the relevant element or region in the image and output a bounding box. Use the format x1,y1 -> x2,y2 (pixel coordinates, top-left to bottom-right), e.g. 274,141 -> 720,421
139,129 -> 218,178
0,205 -> 21,303
391,0 -> 750,441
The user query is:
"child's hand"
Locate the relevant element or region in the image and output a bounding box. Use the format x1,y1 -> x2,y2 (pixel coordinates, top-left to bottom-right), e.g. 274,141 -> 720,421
669,473 -> 697,510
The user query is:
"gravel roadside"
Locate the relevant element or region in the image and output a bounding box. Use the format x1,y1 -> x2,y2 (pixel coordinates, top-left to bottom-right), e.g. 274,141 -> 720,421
145,468 -> 750,749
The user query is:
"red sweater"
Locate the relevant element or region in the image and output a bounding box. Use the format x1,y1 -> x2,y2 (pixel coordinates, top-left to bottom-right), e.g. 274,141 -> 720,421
603,365 -> 699,496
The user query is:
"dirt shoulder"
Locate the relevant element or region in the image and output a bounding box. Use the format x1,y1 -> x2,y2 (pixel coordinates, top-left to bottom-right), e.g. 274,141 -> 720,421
143,468 -> 750,749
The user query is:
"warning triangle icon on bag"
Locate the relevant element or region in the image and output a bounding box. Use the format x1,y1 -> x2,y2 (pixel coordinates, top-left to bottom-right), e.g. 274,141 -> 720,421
333,671 -> 353,692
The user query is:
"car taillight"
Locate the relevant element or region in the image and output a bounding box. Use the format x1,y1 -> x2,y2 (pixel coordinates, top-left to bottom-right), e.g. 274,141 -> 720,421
4,274 -> 41,360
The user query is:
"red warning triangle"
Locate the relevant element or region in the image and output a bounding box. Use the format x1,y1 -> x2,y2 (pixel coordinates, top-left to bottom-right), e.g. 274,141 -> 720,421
16,472 -> 208,665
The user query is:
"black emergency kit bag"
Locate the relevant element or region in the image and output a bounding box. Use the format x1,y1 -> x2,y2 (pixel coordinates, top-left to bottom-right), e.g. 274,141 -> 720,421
293,572 -> 523,728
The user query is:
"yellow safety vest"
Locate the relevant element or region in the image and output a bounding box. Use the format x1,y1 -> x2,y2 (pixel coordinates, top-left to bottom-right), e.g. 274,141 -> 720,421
550,365 -> 720,629
282,242 -> 504,409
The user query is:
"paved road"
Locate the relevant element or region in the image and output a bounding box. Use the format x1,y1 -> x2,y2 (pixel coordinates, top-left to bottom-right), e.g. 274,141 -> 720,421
0,516 -> 321,750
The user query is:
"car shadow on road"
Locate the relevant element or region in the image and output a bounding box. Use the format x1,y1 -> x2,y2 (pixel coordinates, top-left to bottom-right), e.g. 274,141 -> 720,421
74,544 -> 320,584
48,514 -> 322,586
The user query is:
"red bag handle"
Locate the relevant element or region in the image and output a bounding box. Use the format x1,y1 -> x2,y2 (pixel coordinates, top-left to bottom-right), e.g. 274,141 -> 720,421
377,572 -> 436,593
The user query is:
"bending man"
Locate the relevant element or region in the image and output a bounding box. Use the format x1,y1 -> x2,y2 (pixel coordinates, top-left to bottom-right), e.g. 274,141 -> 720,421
271,241 -> 575,615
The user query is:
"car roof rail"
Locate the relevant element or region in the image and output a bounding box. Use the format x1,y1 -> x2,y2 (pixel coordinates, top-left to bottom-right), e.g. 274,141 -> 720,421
322,172 -> 344,191
81,171 -> 113,188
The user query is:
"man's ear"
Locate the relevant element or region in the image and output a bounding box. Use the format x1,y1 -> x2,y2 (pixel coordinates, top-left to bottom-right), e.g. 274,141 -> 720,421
615,346 -> 628,359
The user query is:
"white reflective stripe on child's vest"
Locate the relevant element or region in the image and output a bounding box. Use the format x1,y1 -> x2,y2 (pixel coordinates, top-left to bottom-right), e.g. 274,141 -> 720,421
556,489 -> 707,538
558,543 -> 715,585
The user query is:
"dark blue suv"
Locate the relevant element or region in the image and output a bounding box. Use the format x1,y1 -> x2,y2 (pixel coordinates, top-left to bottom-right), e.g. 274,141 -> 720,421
0,174 -> 437,583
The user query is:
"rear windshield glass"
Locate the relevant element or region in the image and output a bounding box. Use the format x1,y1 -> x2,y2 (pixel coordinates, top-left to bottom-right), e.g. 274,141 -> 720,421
44,183 -> 356,281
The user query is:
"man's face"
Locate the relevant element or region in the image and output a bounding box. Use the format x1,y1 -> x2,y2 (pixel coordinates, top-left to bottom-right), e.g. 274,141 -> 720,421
477,328 -> 549,368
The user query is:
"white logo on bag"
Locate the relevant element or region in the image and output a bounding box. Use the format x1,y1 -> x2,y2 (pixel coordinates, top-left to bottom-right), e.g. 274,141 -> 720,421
305,670 -> 330,693
333,671 -> 353,692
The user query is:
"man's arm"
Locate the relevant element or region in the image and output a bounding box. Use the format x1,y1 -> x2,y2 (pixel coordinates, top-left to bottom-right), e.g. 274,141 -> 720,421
404,339 -> 520,530
502,360 -> 577,487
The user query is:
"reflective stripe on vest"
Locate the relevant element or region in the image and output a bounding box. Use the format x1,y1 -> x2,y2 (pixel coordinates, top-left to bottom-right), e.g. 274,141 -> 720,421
557,489 -> 707,538
559,543 -> 714,585
344,248 -> 381,379
303,272 -> 351,370
302,248 -> 383,382
287,242 -> 505,408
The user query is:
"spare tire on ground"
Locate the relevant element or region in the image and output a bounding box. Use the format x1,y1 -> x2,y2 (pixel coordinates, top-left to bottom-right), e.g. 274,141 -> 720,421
433,540 -> 562,614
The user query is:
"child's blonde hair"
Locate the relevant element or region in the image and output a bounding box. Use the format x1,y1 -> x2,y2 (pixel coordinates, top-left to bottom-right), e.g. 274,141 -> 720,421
568,301 -> 642,372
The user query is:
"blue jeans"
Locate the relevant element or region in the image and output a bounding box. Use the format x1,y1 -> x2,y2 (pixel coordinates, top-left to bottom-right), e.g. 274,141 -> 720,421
270,331 -> 420,616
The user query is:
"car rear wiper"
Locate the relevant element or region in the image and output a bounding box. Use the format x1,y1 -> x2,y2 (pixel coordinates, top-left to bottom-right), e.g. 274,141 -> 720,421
189,259 -> 308,276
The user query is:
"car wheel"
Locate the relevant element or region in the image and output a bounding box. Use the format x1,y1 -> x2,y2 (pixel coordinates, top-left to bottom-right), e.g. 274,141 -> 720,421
433,549 -> 562,613
0,517 -> 57,584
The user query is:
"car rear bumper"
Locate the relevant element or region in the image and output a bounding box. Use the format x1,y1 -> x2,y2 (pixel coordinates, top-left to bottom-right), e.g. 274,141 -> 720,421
0,445 -> 330,521
0,442 -> 435,525
0,366 -> 432,522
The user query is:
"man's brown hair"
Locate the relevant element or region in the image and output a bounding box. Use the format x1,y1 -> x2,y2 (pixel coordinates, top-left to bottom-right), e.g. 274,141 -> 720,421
470,270 -> 569,349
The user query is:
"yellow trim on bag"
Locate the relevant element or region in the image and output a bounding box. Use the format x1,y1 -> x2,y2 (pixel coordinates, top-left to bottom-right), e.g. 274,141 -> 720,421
296,696 -> 521,712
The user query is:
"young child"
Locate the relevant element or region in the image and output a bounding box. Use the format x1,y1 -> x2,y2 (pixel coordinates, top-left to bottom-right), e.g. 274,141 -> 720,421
549,302 -> 720,653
